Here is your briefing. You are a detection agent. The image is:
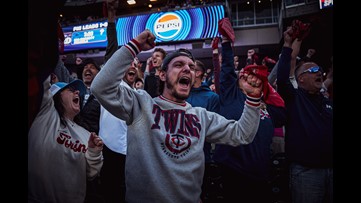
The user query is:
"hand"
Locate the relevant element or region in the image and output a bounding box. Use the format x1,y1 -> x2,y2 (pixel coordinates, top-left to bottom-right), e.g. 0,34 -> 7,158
88,132 -> 103,151
283,26 -> 294,47
211,37 -> 219,50
134,29 -> 156,51
291,19 -> 311,41
240,73 -> 263,97
307,48 -> 316,58
247,49 -> 255,58
146,57 -> 152,66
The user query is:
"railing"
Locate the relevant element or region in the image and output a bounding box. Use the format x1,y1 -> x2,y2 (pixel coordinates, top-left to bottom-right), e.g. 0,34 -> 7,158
232,16 -> 279,28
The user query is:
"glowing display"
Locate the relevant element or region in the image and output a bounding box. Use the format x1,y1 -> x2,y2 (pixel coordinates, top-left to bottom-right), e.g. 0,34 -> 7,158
63,4 -> 225,52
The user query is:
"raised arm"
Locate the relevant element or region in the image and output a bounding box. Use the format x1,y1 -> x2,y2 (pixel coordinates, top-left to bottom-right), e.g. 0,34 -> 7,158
211,37 -> 221,94
91,30 -> 155,120
104,0 -> 119,63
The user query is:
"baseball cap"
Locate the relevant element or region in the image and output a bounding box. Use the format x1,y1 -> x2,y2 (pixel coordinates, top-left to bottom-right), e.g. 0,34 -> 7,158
161,48 -> 195,71
50,79 -> 86,97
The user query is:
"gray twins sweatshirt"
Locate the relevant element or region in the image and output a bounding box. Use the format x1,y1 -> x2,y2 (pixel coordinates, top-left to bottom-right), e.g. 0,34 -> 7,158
91,45 -> 260,203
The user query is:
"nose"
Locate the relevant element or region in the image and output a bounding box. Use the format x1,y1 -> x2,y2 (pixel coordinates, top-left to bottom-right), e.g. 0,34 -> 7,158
182,65 -> 192,73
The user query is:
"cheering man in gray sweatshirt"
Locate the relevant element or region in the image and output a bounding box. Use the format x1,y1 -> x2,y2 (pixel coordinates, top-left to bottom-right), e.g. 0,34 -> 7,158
91,29 -> 263,203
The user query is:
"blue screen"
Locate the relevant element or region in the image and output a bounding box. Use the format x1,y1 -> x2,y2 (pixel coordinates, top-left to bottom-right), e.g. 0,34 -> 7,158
63,4 -> 225,53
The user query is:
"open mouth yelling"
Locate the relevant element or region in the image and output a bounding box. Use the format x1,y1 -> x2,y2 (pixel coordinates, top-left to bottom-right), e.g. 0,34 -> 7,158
315,76 -> 323,85
83,72 -> 93,80
73,97 -> 79,104
178,76 -> 191,91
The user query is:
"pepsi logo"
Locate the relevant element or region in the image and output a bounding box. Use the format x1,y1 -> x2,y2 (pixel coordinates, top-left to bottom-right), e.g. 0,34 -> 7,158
154,13 -> 183,40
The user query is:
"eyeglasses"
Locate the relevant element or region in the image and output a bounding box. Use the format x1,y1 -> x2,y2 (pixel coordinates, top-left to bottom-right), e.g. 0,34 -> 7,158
299,66 -> 323,76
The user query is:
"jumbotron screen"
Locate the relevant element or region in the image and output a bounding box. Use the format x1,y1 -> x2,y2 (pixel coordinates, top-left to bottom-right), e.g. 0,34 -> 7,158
63,4 -> 225,52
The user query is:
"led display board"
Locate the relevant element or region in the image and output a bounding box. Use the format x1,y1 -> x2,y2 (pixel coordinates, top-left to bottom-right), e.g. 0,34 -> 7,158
63,21 -> 109,52
63,4 -> 225,52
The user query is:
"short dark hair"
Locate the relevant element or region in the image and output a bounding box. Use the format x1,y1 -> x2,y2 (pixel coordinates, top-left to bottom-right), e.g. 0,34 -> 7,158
82,58 -> 101,71
154,48 -> 167,59
195,60 -> 205,72
135,77 -> 144,84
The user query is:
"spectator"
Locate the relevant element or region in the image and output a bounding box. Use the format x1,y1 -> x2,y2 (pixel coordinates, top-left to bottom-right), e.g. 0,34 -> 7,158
97,1 -> 129,202
75,57 -> 102,203
234,55 -> 240,71
91,29 -> 264,203
185,59 -> 221,202
213,18 -> 286,203
28,77 -> 103,203
246,48 -> 259,65
134,77 -> 144,89
143,48 -> 167,97
75,58 -> 101,133
276,26 -> 333,203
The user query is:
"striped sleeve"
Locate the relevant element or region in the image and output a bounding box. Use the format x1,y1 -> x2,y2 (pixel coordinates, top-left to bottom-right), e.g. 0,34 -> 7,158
125,39 -> 141,57
245,95 -> 261,107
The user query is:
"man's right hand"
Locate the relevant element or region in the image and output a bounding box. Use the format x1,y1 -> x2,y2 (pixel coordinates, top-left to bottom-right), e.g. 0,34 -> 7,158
134,29 -> 156,51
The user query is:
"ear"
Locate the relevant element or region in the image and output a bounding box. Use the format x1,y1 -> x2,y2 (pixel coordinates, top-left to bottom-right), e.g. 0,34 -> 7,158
297,74 -> 304,83
195,70 -> 203,78
50,73 -> 58,84
159,70 -> 166,82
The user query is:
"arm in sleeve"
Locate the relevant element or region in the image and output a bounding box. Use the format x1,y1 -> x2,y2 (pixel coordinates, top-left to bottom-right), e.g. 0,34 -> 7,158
220,41 -> 238,91
205,96 -> 261,145
104,22 -> 118,63
276,47 -> 296,101
53,59 -> 72,83
268,60 -> 279,84
37,76 -> 55,115
212,50 -> 221,94
85,147 -> 103,180
91,45 -> 138,122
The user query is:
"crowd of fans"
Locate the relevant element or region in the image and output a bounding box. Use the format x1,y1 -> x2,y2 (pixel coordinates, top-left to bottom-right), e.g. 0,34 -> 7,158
29,0 -> 333,202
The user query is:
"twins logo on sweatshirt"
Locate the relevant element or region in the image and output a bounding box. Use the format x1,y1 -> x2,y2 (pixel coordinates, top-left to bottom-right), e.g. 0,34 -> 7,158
161,134 -> 192,159
57,132 -> 87,153
151,104 -> 201,159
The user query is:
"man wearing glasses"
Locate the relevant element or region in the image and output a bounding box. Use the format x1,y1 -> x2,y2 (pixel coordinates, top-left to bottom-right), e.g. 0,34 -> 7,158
295,64 -> 324,94
276,26 -> 333,203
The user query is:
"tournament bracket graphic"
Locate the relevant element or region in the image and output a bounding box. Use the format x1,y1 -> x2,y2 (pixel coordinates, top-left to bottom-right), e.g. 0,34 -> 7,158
62,4 -> 225,53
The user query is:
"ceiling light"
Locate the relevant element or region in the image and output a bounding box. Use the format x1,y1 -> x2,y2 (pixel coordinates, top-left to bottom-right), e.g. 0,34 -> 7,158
127,0 -> 136,5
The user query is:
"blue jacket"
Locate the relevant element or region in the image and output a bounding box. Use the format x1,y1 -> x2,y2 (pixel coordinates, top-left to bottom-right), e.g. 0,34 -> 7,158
276,47 -> 333,168
187,82 -> 220,114
187,82 -> 220,163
